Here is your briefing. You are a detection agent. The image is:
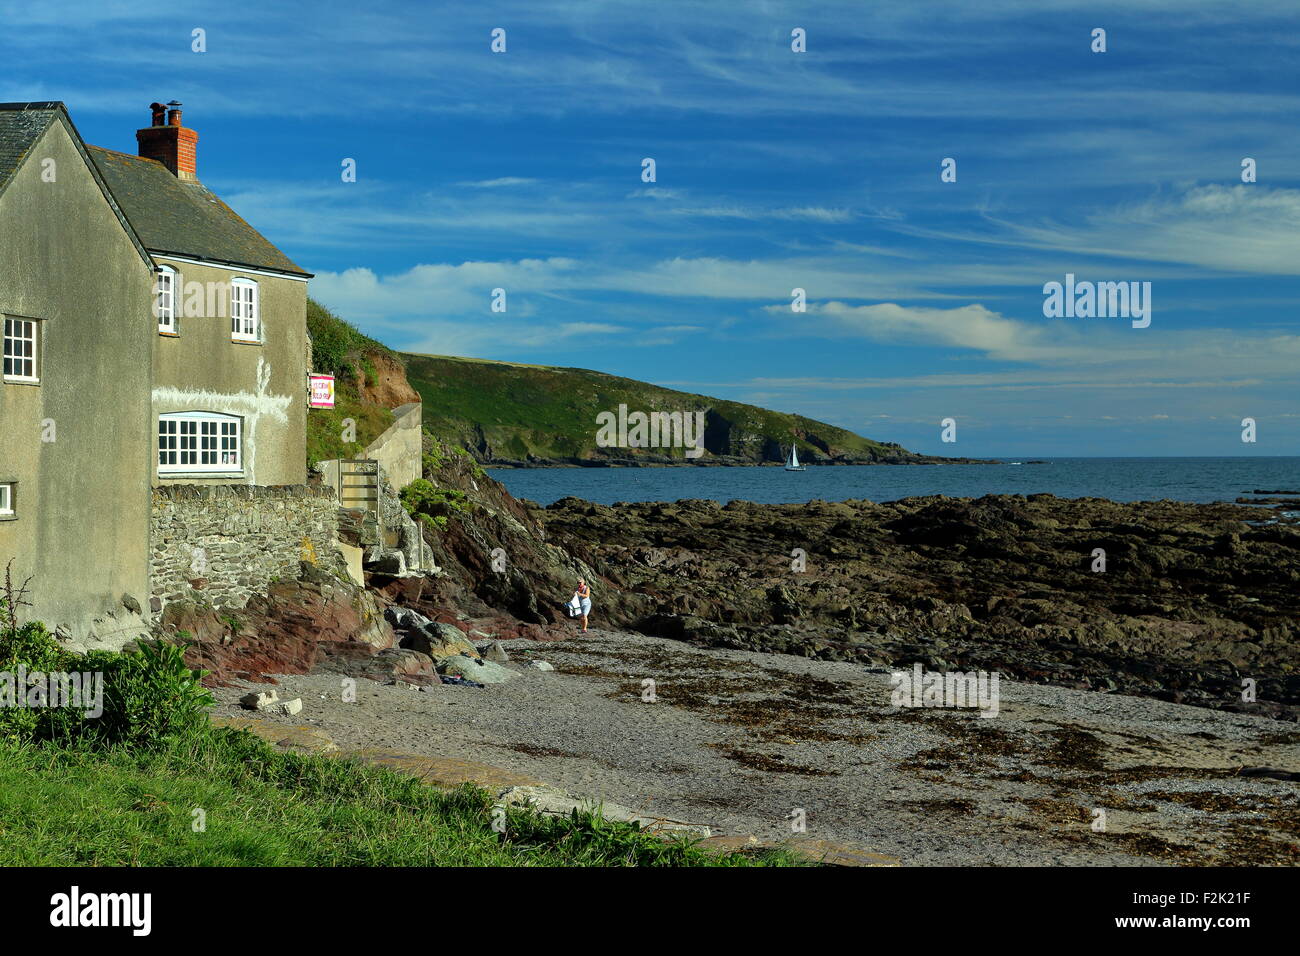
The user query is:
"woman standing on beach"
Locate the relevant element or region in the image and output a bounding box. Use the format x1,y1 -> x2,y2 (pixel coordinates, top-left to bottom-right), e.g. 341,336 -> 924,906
572,578 -> 592,632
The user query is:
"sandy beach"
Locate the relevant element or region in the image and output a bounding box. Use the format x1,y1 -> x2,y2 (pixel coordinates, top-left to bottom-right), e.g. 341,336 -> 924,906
211,627 -> 1299,866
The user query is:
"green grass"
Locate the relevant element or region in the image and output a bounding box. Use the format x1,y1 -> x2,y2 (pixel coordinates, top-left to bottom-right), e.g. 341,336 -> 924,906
0,730 -> 798,866
305,387 -> 394,469
304,298 -> 919,465
304,298 -> 398,468
402,351 -> 906,463
307,298 -> 393,380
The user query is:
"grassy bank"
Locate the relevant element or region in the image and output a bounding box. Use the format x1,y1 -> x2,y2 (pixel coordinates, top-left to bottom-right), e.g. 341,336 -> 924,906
0,597 -> 792,867
0,730 -> 794,866
305,298 -> 396,467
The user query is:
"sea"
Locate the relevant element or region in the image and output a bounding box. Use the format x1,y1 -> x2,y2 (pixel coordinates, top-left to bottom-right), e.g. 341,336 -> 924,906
489,457 -> 1300,507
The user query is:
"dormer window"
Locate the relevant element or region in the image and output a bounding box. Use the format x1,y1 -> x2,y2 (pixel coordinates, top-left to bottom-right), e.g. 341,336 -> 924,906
231,277 -> 259,342
156,266 -> 177,334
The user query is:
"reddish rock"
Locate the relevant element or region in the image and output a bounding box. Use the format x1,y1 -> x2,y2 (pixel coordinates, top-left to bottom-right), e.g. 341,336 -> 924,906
166,568 -> 396,685
356,352 -> 421,408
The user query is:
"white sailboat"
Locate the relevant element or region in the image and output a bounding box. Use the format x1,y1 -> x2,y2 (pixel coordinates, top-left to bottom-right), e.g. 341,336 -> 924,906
784,443 -> 806,472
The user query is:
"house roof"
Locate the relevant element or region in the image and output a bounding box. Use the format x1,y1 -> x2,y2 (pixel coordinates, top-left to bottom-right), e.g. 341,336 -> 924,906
0,102 -> 153,268
0,102 -> 60,196
1,100 -> 310,279
87,146 -> 312,278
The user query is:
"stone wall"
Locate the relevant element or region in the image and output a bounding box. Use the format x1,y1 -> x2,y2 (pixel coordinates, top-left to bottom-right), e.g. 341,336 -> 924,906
150,484 -> 345,610
364,402 -> 422,490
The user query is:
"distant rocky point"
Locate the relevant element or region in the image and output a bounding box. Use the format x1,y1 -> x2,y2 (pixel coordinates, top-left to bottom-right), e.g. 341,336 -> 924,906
401,352 -> 995,468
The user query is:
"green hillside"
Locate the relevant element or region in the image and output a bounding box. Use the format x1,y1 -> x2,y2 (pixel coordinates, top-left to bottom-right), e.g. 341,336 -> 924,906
401,352 -> 949,466
305,299 -> 395,467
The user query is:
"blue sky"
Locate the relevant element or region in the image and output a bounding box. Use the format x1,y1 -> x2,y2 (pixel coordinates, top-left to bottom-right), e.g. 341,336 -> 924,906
6,0 -> 1299,456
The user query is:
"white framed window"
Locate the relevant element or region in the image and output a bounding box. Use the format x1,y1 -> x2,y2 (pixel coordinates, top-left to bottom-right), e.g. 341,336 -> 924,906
0,483 -> 13,517
2,316 -> 39,383
156,266 -> 177,333
230,278 -> 259,342
158,412 -> 242,473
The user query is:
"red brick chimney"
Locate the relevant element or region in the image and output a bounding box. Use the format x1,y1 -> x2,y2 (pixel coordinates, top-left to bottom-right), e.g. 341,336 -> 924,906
136,101 -> 198,181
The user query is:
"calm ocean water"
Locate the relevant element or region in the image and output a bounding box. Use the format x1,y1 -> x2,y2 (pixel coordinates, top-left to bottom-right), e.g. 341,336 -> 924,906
489,457 -> 1300,506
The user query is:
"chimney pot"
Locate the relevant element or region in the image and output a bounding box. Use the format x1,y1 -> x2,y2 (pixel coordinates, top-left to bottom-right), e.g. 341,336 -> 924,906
137,101 -> 198,181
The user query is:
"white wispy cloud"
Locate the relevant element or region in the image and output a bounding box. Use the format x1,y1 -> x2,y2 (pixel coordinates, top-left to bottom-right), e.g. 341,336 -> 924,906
456,177 -> 539,188
895,185 -> 1300,275
665,205 -> 855,222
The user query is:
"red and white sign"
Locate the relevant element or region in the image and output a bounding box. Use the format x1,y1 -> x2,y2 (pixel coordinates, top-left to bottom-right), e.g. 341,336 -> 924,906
309,374 -> 335,408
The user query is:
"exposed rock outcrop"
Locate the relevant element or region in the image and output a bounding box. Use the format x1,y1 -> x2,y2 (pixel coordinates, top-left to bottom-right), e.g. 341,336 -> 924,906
165,563 -> 396,685
357,351 -> 421,408
536,494 -> 1300,716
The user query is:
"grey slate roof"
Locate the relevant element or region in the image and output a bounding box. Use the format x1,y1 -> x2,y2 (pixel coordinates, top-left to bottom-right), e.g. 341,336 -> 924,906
88,146 -> 311,277
0,102 -> 59,197
0,100 -> 309,279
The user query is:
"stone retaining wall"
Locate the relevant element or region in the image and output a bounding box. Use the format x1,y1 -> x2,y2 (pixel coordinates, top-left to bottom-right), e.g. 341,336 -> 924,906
364,402 -> 423,490
151,484 -> 344,610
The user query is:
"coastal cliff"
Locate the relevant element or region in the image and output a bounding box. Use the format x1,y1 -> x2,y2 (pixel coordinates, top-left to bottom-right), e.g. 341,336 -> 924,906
401,351 -> 989,467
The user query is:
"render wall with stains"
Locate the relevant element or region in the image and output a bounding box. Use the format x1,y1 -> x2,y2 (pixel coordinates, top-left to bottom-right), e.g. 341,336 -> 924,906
0,117 -> 155,640
150,256 -> 308,486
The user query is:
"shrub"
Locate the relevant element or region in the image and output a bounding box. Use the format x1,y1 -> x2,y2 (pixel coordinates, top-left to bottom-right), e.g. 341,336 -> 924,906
0,616 -> 66,674
80,641 -> 214,750
307,298 -> 392,380
0,620 -> 211,751
0,616 -> 71,744
400,479 -> 472,526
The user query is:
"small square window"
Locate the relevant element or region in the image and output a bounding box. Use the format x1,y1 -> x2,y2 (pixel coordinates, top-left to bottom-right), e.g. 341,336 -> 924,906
0,483 -> 14,517
3,316 -> 39,383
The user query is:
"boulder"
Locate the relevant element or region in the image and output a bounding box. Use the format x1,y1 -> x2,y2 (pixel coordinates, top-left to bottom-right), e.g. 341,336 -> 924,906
270,697 -> 303,717
372,648 -> 436,678
366,550 -> 407,575
439,654 -> 517,684
386,606 -> 432,630
404,622 -> 478,660
484,641 -> 510,663
240,690 -> 279,711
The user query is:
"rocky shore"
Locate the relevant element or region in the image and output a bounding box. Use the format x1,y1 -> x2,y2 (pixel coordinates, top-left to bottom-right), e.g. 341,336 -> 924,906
173,448 -> 1298,720
537,494 -> 1300,719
